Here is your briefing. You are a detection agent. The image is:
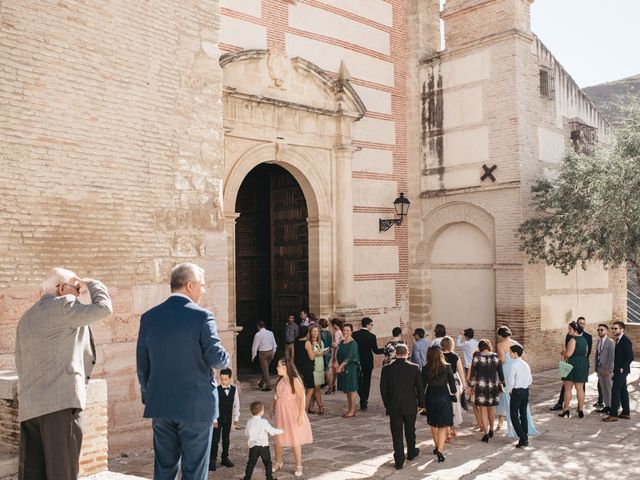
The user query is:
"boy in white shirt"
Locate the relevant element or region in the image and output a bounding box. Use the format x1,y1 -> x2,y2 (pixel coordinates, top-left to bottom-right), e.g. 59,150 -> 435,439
243,401 -> 284,480
508,345 -> 533,448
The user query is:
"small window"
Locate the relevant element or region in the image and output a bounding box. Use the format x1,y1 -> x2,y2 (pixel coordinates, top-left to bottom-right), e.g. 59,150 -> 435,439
539,68 -> 555,100
569,120 -> 597,155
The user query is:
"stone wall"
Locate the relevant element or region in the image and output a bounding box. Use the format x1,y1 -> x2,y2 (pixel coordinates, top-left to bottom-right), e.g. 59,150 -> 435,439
219,0 -> 412,339
0,374 -> 108,477
413,0 -> 625,371
0,0 -> 226,455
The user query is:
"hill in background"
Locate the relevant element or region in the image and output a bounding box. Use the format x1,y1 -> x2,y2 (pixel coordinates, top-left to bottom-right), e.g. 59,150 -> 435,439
583,74 -> 640,124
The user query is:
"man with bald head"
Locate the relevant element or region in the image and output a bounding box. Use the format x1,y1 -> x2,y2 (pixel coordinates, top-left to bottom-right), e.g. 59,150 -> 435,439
16,268 -> 112,480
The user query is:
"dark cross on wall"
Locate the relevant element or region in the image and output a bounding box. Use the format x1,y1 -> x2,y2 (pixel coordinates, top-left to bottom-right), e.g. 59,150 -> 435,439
481,164 -> 497,182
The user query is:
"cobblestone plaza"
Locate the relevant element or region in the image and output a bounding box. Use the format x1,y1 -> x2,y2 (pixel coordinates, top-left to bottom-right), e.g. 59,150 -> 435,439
97,365 -> 639,480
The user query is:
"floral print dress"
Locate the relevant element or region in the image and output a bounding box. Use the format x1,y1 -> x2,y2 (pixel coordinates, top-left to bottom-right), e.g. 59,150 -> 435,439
469,352 -> 504,406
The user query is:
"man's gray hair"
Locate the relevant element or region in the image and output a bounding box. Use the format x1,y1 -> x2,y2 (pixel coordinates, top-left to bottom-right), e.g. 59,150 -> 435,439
170,263 -> 205,291
42,267 -> 76,295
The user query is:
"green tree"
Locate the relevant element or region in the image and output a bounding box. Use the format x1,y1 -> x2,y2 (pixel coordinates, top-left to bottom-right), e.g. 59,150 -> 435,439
518,100 -> 640,284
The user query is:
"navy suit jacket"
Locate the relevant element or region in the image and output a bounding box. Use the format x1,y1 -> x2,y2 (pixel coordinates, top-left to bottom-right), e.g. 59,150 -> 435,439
352,328 -> 384,370
613,334 -> 634,375
136,295 -> 230,422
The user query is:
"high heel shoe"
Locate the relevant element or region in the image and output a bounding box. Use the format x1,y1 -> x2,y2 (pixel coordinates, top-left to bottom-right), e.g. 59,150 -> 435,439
489,430 -> 494,438
578,410 -> 584,419
436,451 -> 445,463
317,406 -> 325,415
433,448 -> 438,455
558,410 -> 570,418
481,433 -> 489,442
294,465 -> 303,477
273,461 -> 283,472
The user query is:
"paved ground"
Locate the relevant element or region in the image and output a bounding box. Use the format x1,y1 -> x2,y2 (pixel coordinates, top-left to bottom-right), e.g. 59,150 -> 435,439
108,363 -> 640,480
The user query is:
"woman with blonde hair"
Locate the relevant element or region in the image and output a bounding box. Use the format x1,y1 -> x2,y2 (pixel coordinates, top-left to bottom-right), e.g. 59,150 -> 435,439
308,324 -> 328,415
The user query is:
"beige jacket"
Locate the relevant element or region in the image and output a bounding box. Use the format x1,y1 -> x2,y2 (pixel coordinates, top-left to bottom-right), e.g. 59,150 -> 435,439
15,280 -> 112,421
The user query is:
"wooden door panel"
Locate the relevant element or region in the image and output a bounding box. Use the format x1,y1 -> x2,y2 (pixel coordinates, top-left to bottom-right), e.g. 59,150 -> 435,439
235,164 -> 308,369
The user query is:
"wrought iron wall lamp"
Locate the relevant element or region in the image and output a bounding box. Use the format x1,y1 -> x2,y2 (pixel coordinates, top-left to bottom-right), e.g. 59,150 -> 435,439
379,193 -> 410,232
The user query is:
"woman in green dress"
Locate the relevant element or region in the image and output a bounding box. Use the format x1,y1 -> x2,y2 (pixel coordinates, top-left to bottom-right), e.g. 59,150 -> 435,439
560,321 -> 589,418
335,323 -> 360,418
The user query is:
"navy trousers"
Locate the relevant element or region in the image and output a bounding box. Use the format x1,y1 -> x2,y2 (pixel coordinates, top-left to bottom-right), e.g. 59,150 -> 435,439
152,418 -> 213,480
609,372 -> 630,416
358,366 -> 373,409
509,388 -> 529,444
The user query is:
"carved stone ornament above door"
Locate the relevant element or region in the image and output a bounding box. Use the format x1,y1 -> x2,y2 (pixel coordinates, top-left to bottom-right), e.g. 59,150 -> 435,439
219,49 -> 366,120
267,46 -> 289,88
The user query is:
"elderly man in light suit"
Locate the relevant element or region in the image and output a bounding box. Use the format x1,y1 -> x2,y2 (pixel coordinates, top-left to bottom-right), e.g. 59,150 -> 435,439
15,268 -> 112,480
137,263 -> 230,480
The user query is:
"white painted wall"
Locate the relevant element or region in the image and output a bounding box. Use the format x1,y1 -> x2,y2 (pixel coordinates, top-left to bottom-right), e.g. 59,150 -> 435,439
430,223 -> 495,330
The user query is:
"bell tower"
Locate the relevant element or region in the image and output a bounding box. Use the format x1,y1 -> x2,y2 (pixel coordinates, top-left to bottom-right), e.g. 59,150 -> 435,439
442,0 -> 534,49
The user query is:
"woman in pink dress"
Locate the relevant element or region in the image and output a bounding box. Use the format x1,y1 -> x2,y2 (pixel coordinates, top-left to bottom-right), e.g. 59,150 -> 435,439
271,358 -> 313,477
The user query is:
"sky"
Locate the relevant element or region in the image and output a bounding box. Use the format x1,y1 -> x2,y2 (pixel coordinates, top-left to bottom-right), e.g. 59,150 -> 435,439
530,0 -> 640,87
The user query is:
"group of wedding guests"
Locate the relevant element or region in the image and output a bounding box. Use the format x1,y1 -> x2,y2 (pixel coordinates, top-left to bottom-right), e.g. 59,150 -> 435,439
247,315 -> 634,477
550,317 -> 634,422
379,323 -> 536,469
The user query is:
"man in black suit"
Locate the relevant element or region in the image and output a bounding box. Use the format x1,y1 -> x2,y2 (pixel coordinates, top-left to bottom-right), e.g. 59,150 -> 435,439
352,317 -> 384,411
603,321 -> 634,422
552,317 -> 593,410
380,344 -> 425,470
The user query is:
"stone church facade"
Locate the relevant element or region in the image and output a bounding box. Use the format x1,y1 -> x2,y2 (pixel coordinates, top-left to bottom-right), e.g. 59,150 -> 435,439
0,0 -> 625,458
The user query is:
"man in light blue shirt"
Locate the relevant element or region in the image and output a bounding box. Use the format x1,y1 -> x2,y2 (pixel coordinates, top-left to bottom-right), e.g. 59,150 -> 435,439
456,328 -> 479,373
410,328 -> 429,368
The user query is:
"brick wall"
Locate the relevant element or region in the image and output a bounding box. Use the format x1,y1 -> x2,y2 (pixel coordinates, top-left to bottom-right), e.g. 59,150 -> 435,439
219,0 -> 412,335
413,0 -> 624,372
0,0 -> 226,455
0,375 -> 108,477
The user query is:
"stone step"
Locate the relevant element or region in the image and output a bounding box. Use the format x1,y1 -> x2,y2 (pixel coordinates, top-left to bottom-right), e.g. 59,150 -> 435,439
81,473 -> 147,480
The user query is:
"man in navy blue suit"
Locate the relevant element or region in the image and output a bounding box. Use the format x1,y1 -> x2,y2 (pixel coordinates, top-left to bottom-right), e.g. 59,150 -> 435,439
137,263 -> 230,479
603,321 -> 634,422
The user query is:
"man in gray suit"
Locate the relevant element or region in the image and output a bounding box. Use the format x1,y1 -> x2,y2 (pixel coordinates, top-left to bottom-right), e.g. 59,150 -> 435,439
15,268 -> 112,480
595,323 -> 615,414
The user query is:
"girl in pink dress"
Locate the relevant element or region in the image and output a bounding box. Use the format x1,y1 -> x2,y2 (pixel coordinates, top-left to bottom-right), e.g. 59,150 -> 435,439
271,358 -> 313,477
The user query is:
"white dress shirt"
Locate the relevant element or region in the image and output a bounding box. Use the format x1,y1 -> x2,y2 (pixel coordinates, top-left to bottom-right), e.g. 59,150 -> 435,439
220,385 -> 240,422
456,337 -> 479,368
252,328 -> 278,361
170,292 -> 193,302
245,415 -> 283,448
507,358 -> 532,393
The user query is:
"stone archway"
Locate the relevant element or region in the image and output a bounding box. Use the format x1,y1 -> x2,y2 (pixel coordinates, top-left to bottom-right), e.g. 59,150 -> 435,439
224,142 -> 331,330
412,202 -> 497,333
221,48 -> 366,332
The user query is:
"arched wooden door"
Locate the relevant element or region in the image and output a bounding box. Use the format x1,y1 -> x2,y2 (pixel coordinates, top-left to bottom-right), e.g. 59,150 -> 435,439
235,163 -> 309,369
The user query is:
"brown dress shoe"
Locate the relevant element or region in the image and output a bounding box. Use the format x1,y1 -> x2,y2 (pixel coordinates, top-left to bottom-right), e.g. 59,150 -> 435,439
603,416 -> 618,422
618,414 -> 631,419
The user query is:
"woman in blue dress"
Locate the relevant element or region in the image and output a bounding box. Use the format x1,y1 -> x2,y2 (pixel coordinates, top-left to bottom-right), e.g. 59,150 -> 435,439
496,326 -> 539,438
